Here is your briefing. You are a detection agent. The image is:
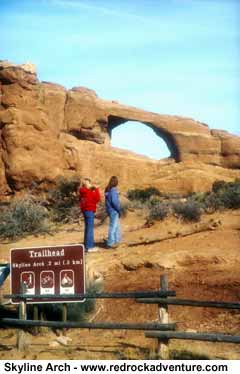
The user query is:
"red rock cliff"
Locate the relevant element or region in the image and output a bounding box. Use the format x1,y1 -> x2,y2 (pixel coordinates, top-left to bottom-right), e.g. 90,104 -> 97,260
0,61 -> 239,196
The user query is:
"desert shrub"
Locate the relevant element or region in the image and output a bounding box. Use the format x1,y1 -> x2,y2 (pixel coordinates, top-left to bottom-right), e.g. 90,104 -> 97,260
128,199 -> 147,210
67,206 -> 82,223
127,187 -> 161,203
170,349 -> 210,360
31,282 -> 102,322
204,179 -> 240,211
0,196 -> 51,240
203,192 -> 225,213
66,297 -> 96,321
54,177 -> 80,197
118,195 -> 132,217
127,189 -> 144,202
120,199 -> 130,218
48,177 -> 80,223
95,202 -> 108,223
218,182 -> 240,209
189,192 -> 208,204
67,282 -> 102,321
147,196 -> 163,207
212,180 -> 228,193
173,200 -> 202,222
148,202 -> 169,221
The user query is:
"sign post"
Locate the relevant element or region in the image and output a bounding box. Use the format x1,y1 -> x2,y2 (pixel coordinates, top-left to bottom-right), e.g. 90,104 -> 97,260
10,244 -> 85,304
17,281 -> 27,351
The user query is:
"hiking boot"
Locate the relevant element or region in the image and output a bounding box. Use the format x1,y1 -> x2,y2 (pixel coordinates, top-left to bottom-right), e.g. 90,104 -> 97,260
105,243 -> 119,249
87,247 -> 100,253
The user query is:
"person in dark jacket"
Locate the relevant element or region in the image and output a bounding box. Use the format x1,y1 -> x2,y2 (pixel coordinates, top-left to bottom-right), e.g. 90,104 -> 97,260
79,178 -> 101,253
105,176 -> 121,248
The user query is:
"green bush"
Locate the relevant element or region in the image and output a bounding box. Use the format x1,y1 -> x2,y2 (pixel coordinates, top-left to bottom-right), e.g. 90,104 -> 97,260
0,196 -> 51,240
147,196 -> 162,207
173,200 -> 202,222
189,192 -> 207,204
206,179 -> 240,211
148,202 -> 169,221
118,196 -> 132,217
128,199 -> 148,210
48,177 -> 80,223
126,180 -> 240,223
170,349 -> 210,360
37,294 -> 96,322
219,183 -> 240,209
203,192 -> 225,213
212,180 -> 228,193
127,187 -> 161,203
95,202 -> 108,223
30,282 -> 102,322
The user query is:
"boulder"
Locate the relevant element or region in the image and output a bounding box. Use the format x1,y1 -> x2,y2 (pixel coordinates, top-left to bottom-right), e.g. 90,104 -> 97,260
0,60 -> 37,87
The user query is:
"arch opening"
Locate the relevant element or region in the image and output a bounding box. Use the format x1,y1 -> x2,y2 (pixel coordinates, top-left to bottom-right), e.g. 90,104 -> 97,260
108,115 -> 179,161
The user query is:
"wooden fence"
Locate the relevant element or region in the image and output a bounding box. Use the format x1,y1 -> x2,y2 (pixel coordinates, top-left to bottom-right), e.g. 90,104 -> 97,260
1,275 -> 240,358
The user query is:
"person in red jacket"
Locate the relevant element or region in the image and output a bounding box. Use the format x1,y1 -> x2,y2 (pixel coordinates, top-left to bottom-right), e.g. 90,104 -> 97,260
79,178 -> 101,253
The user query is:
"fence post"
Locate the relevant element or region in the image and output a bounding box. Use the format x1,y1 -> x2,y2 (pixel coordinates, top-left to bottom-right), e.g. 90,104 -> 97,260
39,309 -> 48,334
157,275 -> 170,359
62,303 -> 67,336
33,305 -> 39,335
17,283 -> 27,351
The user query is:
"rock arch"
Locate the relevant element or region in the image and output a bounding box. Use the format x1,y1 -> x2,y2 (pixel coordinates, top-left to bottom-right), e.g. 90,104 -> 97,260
99,102 -> 218,165
108,115 -> 180,161
58,79 -> 240,169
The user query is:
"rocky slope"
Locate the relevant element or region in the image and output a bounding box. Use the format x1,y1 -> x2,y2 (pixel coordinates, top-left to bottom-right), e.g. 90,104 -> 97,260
0,60 -> 240,197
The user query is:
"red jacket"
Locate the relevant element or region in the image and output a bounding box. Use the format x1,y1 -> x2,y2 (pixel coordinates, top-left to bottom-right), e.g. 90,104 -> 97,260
79,187 -> 101,212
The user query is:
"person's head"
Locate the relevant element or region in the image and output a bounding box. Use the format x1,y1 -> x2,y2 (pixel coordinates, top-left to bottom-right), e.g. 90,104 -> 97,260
81,178 -> 92,189
106,176 -> 118,192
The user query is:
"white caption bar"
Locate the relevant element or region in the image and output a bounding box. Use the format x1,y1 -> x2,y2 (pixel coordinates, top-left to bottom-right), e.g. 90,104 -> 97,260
0,360 -> 239,374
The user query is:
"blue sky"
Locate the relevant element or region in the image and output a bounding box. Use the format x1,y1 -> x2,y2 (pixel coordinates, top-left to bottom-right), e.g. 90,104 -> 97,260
1,0 -> 239,159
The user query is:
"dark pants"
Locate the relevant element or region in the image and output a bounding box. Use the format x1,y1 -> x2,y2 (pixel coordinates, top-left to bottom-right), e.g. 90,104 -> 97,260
83,211 -> 95,250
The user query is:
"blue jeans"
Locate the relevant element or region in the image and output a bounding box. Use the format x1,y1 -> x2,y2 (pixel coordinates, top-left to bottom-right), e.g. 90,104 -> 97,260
83,211 -> 95,250
107,211 -> 121,247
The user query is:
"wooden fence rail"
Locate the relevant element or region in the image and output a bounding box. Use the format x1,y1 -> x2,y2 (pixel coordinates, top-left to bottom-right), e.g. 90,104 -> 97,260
4,290 -> 175,300
137,298 -> 240,310
0,318 -> 176,331
145,331 -> 240,344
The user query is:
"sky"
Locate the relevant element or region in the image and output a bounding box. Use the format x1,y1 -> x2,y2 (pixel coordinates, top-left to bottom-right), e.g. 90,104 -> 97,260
1,0 -> 239,159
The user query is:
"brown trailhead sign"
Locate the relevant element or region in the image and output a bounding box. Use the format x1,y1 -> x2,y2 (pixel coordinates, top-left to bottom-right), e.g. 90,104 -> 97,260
10,244 -> 85,304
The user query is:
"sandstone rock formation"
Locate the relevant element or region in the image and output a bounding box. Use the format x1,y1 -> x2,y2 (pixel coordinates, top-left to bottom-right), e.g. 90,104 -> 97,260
0,60 -> 240,197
